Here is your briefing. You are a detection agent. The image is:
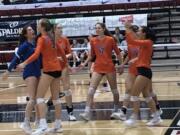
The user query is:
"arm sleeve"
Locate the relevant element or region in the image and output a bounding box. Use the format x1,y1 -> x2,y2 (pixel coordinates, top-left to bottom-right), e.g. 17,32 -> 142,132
24,37 -> 43,64
126,32 -> 151,47
112,38 -> 121,55
90,40 -> 96,62
8,43 -> 28,71
65,38 -> 72,54
58,46 -> 68,64
7,56 -> 20,72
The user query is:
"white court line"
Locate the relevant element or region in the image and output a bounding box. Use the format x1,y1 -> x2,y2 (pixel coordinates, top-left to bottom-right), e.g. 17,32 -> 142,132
0,126 -> 179,132
1,107 -> 180,113
0,84 -> 25,92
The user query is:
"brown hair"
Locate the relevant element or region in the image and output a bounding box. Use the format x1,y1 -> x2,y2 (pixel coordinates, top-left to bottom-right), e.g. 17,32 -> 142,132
40,18 -> 55,48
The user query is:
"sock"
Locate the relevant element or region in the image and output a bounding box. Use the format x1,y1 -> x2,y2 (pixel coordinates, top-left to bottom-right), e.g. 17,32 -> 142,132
39,119 -> 47,128
121,106 -> 127,114
66,106 -> 73,114
24,117 -> 30,123
85,106 -> 90,113
156,104 -> 160,110
114,105 -> 119,112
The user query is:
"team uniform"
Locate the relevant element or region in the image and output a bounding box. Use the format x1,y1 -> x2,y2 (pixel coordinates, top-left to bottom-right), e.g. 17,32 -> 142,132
90,36 -> 120,73
24,35 -> 62,76
126,32 -> 153,79
127,44 -> 139,76
124,32 -> 161,126
79,35 -> 121,121
56,36 -> 77,121
56,36 -> 71,70
8,41 -> 41,79
7,41 -> 41,134
24,35 -> 64,135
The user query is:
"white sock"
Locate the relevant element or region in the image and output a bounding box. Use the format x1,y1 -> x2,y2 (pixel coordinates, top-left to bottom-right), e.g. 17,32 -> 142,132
85,106 -> 90,113
54,119 -> 61,128
39,119 -> 47,128
24,117 -> 30,123
152,111 -> 160,118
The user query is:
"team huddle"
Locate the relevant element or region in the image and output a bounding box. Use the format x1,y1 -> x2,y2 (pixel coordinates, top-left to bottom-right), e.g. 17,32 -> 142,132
2,18 -> 162,135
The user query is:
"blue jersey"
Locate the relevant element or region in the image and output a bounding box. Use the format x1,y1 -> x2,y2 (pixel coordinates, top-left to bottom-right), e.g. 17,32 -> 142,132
8,41 -> 41,79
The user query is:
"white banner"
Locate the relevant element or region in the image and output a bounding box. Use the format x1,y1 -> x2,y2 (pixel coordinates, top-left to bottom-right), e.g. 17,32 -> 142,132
55,17 -> 103,37
105,14 -> 147,31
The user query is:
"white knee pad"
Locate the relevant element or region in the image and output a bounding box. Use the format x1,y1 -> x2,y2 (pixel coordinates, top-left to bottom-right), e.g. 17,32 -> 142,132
88,87 -> 96,96
52,99 -> 61,106
36,98 -> 45,105
111,89 -> 119,95
130,96 -> 139,102
28,99 -> 35,106
145,97 -> 153,103
150,92 -> 156,98
124,93 -> 130,100
64,89 -> 72,96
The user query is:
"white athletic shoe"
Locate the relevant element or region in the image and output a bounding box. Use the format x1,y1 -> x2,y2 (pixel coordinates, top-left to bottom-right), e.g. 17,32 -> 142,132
47,120 -> 63,133
124,115 -> 137,127
110,110 -> 126,121
159,108 -> 163,115
20,122 -> 32,134
31,120 -> 48,135
146,116 -> 162,126
31,127 -> 48,135
79,112 -> 90,121
151,109 -> 163,117
69,113 -> 77,121
34,120 -> 40,128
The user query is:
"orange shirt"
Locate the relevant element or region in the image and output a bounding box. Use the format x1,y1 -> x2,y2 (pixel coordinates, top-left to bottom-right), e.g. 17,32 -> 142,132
90,36 -> 120,73
25,35 -> 61,72
56,36 -> 70,70
128,44 -> 139,75
126,32 -> 153,69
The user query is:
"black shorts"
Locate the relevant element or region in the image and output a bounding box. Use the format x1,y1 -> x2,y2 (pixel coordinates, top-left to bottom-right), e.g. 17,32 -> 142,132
43,71 -> 61,78
137,67 -> 152,80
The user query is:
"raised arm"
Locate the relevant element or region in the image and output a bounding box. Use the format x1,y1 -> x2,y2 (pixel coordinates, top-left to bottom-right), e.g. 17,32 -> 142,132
126,32 -> 152,47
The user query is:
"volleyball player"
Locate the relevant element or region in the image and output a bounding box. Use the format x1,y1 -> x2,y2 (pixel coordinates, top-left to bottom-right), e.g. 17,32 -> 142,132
54,23 -> 76,121
124,22 -> 162,126
2,26 -> 41,134
110,25 -> 139,121
79,22 -> 123,121
18,18 -> 66,134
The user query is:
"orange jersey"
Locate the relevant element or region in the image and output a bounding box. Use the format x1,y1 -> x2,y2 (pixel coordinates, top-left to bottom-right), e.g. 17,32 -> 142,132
56,37 -> 70,69
90,36 -> 120,73
25,35 -> 61,72
126,32 -> 153,69
57,36 -> 72,55
128,44 -> 139,76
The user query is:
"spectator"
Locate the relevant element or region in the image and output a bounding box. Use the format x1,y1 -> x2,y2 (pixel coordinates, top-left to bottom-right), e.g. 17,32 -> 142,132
114,27 -> 124,46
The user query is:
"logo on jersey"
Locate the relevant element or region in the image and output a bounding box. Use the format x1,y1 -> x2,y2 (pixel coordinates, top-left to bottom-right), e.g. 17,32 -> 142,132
97,45 -> 104,54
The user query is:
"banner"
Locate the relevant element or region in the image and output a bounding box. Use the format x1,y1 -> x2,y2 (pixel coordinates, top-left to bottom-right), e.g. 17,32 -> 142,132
55,17 -> 103,37
0,0 -> 170,10
105,14 -> 147,31
0,21 -> 36,41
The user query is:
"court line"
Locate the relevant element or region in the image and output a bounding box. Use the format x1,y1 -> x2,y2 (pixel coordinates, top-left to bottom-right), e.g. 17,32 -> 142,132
0,127 -> 180,132
164,110 -> 180,135
0,84 -> 25,92
0,107 -> 180,113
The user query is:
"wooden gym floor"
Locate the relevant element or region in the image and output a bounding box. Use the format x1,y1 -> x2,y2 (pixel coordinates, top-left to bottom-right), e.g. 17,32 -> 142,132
0,68 -> 180,135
